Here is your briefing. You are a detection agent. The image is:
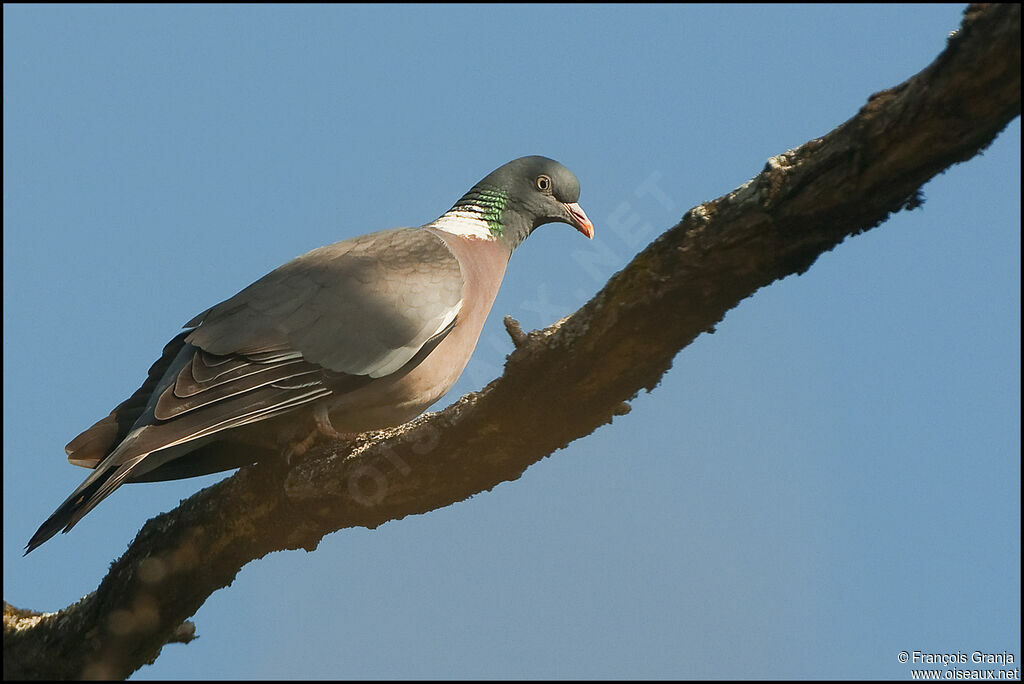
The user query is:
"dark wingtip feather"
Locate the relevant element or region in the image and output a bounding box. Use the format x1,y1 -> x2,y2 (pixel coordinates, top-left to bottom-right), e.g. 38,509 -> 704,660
25,502 -> 77,554
25,517 -> 64,555
25,469 -> 115,554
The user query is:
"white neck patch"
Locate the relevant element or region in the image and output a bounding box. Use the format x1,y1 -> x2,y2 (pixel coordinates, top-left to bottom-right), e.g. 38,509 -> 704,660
430,206 -> 497,241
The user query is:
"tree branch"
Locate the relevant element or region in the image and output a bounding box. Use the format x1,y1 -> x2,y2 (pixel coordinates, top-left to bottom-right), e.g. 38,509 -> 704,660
4,3 -> 1019,679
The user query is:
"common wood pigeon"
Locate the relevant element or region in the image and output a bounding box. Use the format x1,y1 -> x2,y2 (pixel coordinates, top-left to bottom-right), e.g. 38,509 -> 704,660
26,155 -> 592,553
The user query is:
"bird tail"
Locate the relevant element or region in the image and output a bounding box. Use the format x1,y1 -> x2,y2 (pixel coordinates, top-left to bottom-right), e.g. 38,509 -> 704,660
25,465 -> 119,554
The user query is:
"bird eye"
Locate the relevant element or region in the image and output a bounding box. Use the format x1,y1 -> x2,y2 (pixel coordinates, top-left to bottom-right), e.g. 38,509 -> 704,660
536,175 -> 552,193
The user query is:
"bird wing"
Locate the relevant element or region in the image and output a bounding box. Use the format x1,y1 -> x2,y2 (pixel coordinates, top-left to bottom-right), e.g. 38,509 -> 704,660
30,228 -> 464,552
185,227 -> 464,377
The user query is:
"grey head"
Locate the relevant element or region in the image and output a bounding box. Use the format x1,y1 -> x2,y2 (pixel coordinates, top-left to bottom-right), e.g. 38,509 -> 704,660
446,155 -> 593,249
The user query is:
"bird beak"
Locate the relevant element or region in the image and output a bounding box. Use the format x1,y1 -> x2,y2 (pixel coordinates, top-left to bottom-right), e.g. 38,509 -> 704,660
563,202 -> 594,239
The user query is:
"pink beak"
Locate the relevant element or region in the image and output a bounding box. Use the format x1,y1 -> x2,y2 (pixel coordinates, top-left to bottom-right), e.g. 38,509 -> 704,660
564,202 -> 594,239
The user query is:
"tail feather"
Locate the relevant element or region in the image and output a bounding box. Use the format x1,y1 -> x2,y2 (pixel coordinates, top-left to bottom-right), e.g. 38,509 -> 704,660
25,466 -> 118,554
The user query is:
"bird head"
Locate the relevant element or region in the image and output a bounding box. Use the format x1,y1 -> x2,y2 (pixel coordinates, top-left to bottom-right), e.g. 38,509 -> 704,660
453,156 -> 593,249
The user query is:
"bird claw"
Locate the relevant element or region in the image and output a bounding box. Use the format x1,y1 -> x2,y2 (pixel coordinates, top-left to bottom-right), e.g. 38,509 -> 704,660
284,432 -> 319,463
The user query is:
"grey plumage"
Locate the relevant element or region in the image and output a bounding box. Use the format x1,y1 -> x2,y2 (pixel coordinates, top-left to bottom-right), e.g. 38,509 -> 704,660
186,228 -> 463,376
27,155 -> 592,553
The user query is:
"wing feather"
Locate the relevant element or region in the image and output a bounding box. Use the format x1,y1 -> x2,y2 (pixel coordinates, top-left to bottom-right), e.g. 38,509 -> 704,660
186,228 -> 464,377
33,227 -> 466,551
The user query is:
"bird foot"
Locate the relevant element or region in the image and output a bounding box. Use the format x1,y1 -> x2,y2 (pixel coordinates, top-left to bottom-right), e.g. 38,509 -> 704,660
314,409 -> 353,441
283,410 -> 356,463
284,432 -> 319,463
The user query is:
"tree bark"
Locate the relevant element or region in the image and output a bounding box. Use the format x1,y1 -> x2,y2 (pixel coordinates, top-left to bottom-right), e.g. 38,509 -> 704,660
4,3 -> 1019,680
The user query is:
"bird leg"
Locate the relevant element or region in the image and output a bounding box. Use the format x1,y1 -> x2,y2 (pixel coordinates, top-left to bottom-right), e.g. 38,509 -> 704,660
284,406 -> 356,463
313,405 -> 353,440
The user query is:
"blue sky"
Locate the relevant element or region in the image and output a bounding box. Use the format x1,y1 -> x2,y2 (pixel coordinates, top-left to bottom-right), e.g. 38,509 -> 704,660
4,4 -> 1019,679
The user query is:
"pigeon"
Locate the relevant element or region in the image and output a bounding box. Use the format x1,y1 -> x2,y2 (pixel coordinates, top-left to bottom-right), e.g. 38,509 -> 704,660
26,155 -> 593,553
